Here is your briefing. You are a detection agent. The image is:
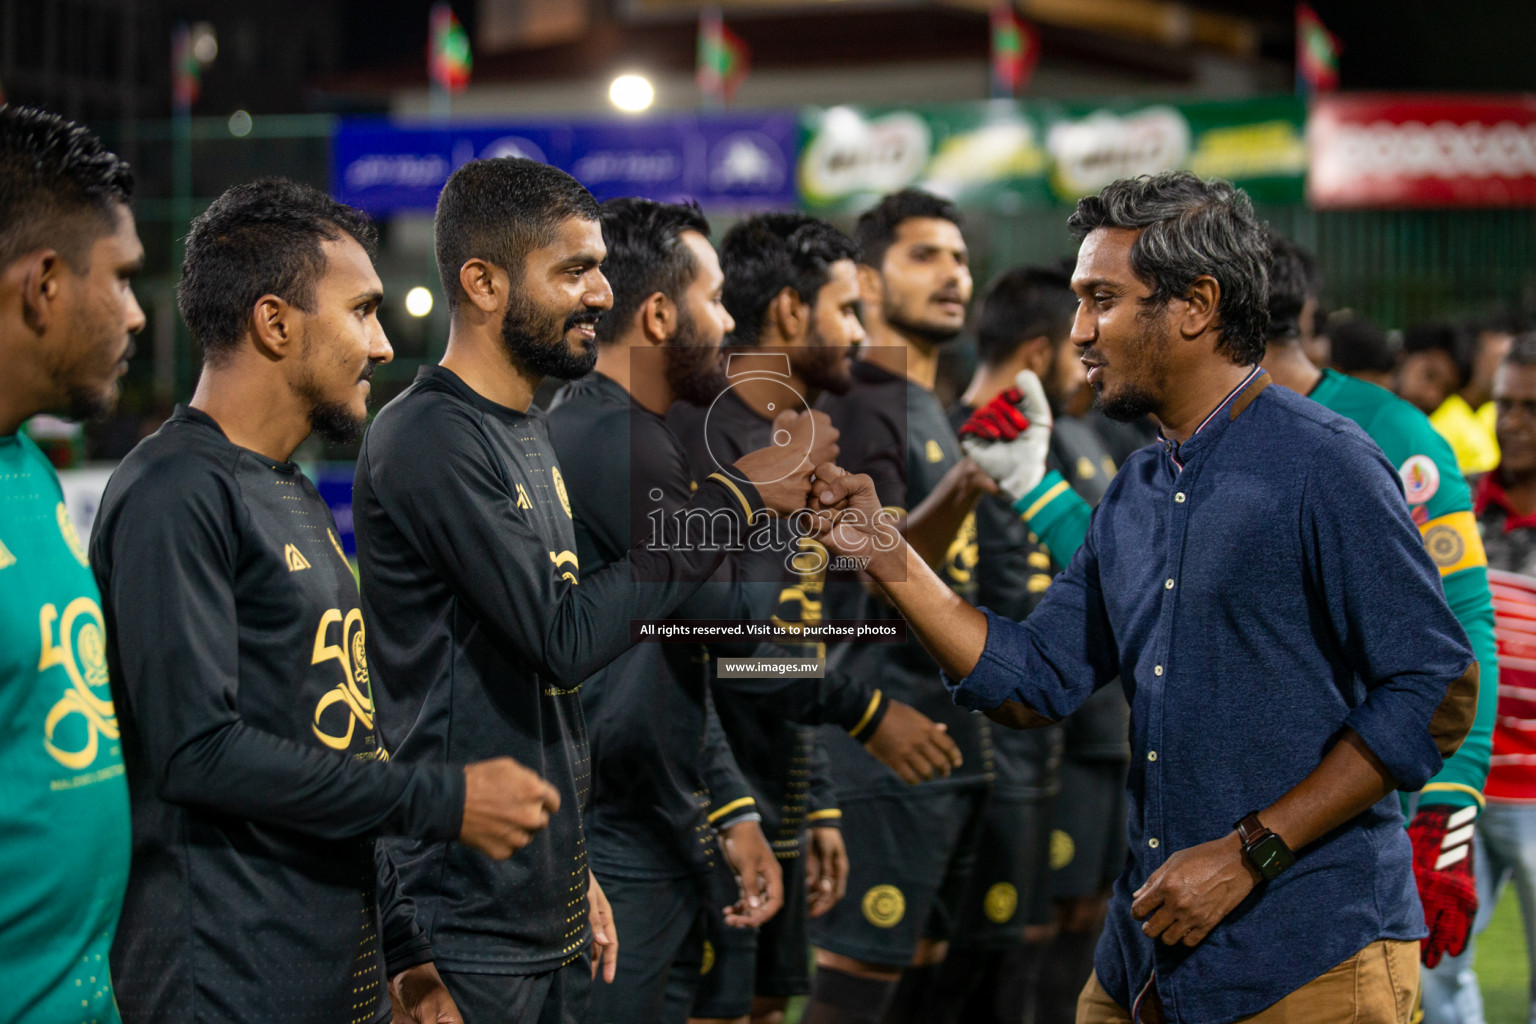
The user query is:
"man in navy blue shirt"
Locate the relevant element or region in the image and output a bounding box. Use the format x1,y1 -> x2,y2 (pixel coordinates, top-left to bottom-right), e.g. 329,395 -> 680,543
810,172 -> 1480,1024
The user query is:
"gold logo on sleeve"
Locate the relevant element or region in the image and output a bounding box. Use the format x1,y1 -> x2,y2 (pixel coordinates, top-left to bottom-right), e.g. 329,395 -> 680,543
285,544 -> 312,572
515,484 -> 533,510
310,608 -> 374,750
39,598 -> 119,771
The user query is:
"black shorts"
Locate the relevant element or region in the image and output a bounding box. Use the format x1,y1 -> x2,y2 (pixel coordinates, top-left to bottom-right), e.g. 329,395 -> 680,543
585,873 -> 709,1024
1048,758 -> 1128,901
948,787 -> 1054,951
439,959 -> 591,1024
692,851 -> 810,1016
805,784 -> 989,968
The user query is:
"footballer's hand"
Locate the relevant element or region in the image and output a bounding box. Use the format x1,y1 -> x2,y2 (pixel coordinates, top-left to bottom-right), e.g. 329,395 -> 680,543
959,370 -> 1053,504
1132,832 -> 1259,948
587,870 -> 619,983
389,962 -> 461,1024
720,819 -> 785,928
864,700 -> 962,784
459,758 -> 561,859
733,409 -> 839,516
1410,806 -> 1479,967
805,826 -> 850,918
809,467 -> 904,579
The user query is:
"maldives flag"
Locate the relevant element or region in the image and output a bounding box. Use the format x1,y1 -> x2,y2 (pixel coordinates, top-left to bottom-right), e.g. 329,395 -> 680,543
990,4 -> 1040,98
1295,3 -> 1340,93
697,8 -> 749,105
429,3 -> 472,94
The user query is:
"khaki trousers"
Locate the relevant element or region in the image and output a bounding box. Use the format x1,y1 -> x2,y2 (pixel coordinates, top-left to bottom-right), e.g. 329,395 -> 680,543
1076,939 -> 1420,1024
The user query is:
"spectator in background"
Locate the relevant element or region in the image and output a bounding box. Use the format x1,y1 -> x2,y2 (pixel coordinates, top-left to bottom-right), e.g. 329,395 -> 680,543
1400,321 -> 1502,476
1426,333 -> 1536,1024
1329,313 -> 1398,391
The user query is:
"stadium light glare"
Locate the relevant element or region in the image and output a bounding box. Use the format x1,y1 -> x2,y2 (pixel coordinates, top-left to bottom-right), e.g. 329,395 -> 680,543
609,74 -> 655,114
405,287 -> 434,318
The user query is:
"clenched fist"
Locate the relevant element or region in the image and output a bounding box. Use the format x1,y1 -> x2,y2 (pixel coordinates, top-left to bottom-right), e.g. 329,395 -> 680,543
459,757 -> 562,859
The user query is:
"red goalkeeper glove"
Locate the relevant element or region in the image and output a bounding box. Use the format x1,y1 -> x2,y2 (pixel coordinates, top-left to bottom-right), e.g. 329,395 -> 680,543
1408,805 -> 1478,968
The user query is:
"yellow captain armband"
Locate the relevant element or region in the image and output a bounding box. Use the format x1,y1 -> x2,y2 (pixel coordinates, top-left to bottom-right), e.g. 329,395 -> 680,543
807,809 -> 843,824
1418,510 -> 1488,577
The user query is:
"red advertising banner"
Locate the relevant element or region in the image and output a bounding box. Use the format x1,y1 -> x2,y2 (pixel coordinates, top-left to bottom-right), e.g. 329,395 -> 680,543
1308,94 -> 1536,208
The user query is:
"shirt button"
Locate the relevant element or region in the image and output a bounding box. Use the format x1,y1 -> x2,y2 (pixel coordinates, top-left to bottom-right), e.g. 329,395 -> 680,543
1154,665 -> 1164,676
1149,838 -> 1160,849
1164,578 -> 1175,590
1147,750 -> 1158,762
1174,492 -> 1186,503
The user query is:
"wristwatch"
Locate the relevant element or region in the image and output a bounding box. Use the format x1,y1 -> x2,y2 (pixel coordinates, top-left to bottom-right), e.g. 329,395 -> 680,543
1235,812 -> 1295,880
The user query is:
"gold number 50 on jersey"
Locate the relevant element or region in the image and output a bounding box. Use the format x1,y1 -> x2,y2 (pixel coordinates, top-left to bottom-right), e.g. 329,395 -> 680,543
310,608 -> 375,751
39,598 -> 119,771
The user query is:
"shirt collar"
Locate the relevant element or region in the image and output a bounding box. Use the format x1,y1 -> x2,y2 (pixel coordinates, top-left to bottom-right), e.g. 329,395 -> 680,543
1475,469 -> 1536,532
1163,366 -> 1268,469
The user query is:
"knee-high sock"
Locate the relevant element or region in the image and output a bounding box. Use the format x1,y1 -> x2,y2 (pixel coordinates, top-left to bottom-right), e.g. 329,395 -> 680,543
799,968 -> 898,1024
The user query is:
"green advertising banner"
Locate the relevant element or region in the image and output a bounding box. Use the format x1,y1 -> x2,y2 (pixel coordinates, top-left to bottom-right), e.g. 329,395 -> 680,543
798,96 -> 1306,212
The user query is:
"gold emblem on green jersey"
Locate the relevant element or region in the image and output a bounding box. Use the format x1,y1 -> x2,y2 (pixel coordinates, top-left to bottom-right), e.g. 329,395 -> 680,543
0,537 -> 15,570
56,502 -> 88,567
39,598 -> 119,772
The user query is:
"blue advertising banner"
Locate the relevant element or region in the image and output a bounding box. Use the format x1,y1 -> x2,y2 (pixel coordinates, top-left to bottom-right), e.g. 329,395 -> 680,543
332,113 -> 799,213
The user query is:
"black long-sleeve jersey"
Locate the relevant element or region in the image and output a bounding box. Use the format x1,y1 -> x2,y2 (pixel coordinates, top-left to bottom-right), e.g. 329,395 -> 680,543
546,373 -> 760,880
816,359 -> 994,794
669,388 -> 865,857
90,406 -> 464,1024
354,367 -> 761,973
548,374 -> 880,876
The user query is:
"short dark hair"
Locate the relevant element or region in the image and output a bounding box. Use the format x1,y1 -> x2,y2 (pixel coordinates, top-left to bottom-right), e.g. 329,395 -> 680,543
975,265 -> 1077,366
853,188 -> 963,269
178,178 -> 377,363
719,213 -> 861,348
1402,321 -> 1474,387
1265,230 -> 1321,342
0,104 -> 134,272
595,197 -> 710,345
1327,314 -> 1395,375
1505,331 -> 1536,370
435,158 -> 599,313
1068,172 -> 1270,365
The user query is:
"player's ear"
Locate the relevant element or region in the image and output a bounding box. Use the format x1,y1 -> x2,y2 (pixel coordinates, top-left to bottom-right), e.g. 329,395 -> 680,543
639,290 -> 674,346
769,286 -> 807,343
250,294 -> 294,359
856,263 -> 883,312
457,258 -> 505,316
1179,274 -> 1220,341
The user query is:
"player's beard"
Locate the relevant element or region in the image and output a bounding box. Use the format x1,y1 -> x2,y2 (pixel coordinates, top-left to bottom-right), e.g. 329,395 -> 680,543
295,364 -> 373,446
501,292 -> 600,381
793,326 -> 854,396
666,306 -> 729,407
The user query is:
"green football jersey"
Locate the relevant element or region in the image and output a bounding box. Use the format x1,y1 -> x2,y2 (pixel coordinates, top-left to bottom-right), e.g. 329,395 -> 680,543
0,432 -> 129,1024
1310,369 -> 1497,811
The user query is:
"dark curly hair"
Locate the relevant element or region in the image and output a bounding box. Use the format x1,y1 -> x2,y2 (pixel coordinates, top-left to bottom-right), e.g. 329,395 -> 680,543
975,264 -> 1077,367
1069,172 -> 1270,366
179,178 -> 377,364
596,197 -> 710,345
719,213 -> 861,348
0,104 -> 134,272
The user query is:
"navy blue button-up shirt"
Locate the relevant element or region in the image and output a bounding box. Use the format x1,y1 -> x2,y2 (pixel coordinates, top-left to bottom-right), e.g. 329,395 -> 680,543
948,369 -> 1473,1023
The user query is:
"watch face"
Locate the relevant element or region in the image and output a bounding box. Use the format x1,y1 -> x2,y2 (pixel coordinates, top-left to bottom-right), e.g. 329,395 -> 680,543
1251,835 -> 1295,880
